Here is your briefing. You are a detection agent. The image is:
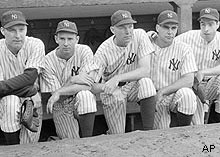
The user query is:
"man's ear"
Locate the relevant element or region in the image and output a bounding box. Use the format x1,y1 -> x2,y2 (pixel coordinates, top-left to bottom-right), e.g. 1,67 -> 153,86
110,26 -> 115,35
155,24 -> 160,33
54,34 -> 58,44
217,21 -> 220,30
76,35 -> 80,44
0,27 -> 5,36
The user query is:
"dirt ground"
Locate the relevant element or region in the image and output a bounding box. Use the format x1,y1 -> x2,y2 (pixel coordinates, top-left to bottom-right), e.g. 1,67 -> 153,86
0,123 -> 220,157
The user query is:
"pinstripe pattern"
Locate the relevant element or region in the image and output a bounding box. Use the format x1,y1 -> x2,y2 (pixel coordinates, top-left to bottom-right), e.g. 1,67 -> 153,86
154,88 -> 197,129
175,30 -> 220,72
150,40 -> 197,90
95,29 -> 156,134
175,30 -> 220,116
0,36 -> 45,143
41,44 -> 97,139
94,29 -> 155,82
20,107 -> 43,144
53,108 -> 80,139
150,40 -> 198,129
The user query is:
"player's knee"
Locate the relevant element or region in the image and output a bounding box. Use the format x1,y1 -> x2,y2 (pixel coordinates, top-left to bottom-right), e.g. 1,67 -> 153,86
177,88 -> 196,100
76,90 -> 97,114
138,77 -> 156,99
176,88 -> 197,114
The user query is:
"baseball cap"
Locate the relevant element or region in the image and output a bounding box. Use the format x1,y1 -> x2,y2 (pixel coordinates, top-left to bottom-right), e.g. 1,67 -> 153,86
111,10 -> 137,26
1,10 -> 28,28
157,10 -> 179,25
55,20 -> 78,34
198,8 -> 219,21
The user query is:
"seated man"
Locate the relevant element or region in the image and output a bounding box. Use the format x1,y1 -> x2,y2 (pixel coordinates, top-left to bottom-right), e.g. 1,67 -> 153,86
41,20 -> 97,139
148,10 -> 198,129
91,10 -> 157,134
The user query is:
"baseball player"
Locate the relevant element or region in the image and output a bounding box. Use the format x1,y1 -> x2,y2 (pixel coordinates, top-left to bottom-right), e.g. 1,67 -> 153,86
0,10 -> 45,145
148,10 -> 198,129
92,10 -> 157,134
175,7 -> 220,123
40,20 -> 97,139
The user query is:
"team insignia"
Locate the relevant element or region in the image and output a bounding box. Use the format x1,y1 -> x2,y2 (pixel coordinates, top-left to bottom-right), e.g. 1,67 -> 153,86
11,14 -> 18,20
167,13 -> 173,18
205,8 -> 211,14
121,13 -> 128,19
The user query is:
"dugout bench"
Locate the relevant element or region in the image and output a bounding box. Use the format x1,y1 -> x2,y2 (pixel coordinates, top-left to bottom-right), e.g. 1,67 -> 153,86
42,93 -> 140,131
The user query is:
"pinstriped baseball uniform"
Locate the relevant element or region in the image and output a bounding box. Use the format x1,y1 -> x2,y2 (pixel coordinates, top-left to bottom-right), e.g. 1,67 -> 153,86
175,30 -> 220,116
0,36 -> 45,144
94,29 -> 156,134
41,44 -> 97,139
151,40 -> 198,129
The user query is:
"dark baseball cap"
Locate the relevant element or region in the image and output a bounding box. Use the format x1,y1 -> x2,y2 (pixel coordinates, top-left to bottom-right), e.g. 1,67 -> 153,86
157,10 -> 179,25
1,10 -> 28,28
111,10 -> 137,26
198,8 -> 219,21
55,20 -> 78,34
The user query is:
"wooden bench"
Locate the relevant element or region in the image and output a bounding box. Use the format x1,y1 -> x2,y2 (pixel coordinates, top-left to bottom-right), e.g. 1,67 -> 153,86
42,93 -> 140,131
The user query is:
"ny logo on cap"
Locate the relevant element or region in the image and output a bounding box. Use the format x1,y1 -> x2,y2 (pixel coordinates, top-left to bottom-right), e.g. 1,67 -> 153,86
205,8 -> 211,14
121,13 -> 128,19
11,14 -> 18,19
167,13 -> 173,18
63,21 -> 70,27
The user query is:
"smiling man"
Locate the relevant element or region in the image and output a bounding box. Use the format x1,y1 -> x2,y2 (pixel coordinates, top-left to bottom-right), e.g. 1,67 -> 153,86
175,7 -> 220,124
92,10 -> 157,134
0,10 -> 45,145
148,10 -> 198,129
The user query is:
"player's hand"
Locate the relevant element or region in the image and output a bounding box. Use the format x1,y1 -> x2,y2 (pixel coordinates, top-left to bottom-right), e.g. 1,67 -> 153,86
47,92 -> 60,114
104,76 -> 120,94
31,93 -> 41,108
195,71 -> 204,83
67,73 -> 94,86
156,90 -> 165,104
146,31 -> 158,43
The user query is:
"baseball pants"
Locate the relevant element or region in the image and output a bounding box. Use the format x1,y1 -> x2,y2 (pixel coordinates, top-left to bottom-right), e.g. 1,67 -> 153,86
0,95 -> 43,144
153,87 -> 197,129
53,90 -> 97,139
100,77 -> 156,134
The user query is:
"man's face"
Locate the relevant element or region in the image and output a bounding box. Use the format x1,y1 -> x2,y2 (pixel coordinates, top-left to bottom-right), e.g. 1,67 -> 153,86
1,24 -> 27,52
200,18 -> 219,42
111,23 -> 134,47
156,23 -> 178,44
55,31 -> 79,59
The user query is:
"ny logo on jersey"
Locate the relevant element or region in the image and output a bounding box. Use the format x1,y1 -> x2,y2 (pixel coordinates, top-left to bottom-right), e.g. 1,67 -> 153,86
212,49 -> 220,60
71,66 -> 80,76
11,14 -> 18,19
126,53 -> 136,65
169,58 -> 180,71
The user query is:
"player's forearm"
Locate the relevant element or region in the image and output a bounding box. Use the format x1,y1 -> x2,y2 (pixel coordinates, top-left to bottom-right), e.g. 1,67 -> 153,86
117,67 -> 149,82
0,68 -> 38,96
160,73 -> 194,96
201,65 -> 220,76
91,83 -> 105,94
56,84 -> 91,96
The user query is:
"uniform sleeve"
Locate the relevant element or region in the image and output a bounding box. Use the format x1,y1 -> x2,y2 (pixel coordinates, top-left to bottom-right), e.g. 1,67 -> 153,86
92,44 -> 108,83
40,58 -> 61,93
79,45 -> 98,73
136,29 -> 155,59
181,45 -> 198,76
25,38 -> 45,74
